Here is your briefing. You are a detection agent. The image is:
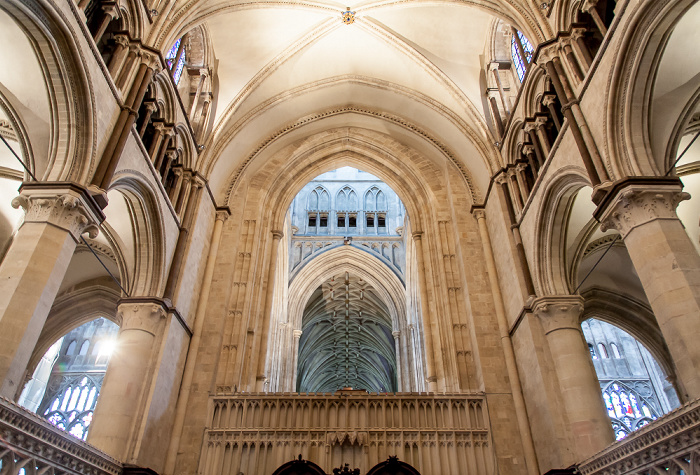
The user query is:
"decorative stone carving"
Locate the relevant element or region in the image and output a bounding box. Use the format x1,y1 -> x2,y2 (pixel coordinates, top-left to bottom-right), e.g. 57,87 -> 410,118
11,184 -> 103,241
472,208 -> 486,220
598,182 -> 689,238
532,295 -> 584,334
118,300 -> 167,335
0,397 -> 121,475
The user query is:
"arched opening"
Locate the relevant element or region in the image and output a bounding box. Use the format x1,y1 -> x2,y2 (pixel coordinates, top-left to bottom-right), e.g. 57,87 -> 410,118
582,318 -> 680,440
18,317 -> 120,440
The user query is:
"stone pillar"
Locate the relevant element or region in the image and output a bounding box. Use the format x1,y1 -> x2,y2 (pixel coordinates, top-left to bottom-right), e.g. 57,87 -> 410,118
515,163 -> 531,201
533,296 -> 614,460
524,122 -> 546,168
581,0 -> 607,36
138,102 -> 158,138
254,230 -> 284,391
489,94 -> 505,138
0,183 -> 103,397
523,145 -> 539,175
161,149 -> 178,182
571,28 -> 593,70
93,2 -> 119,45
163,208 -> 229,475
535,116 -> 552,156
168,167 -> 184,202
596,178 -> 700,398
411,231 -> 438,392
88,299 -> 167,461
473,209 -> 539,475
107,34 -> 131,78
561,38 -> 584,83
147,122 -> 168,159
290,329 -> 303,392
490,63 -> 511,116
542,95 -> 561,131
392,331 -> 402,391
189,69 -> 209,118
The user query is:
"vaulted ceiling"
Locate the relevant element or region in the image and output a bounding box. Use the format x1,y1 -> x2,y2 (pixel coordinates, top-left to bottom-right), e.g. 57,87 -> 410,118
151,0 -> 549,202
297,271 -> 396,393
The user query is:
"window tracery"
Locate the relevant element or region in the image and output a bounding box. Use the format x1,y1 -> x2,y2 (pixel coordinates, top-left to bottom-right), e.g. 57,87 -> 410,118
602,381 -> 657,440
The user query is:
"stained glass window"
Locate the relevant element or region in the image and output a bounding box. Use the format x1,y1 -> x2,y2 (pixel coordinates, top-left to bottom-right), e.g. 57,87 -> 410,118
511,30 -> 534,82
166,38 -> 186,85
602,381 -> 658,440
43,376 -> 99,441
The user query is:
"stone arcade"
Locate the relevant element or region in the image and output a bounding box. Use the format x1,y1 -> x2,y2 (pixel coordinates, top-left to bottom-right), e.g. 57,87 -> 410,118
0,0 -> 699,474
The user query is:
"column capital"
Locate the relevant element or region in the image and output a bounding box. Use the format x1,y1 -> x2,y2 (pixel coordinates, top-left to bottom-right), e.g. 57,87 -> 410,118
293,329 -> 303,339
215,207 -> 231,222
113,33 -> 130,48
392,331 -> 401,339
532,295 -> 584,334
538,41 -> 560,65
580,0 -> 599,13
11,182 -> 105,242
541,94 -> 557,107
271,230 -> 284,240
471,208 -> 486,220
139,50 -> 160,70
117,298 -> 168,336
535,115 -> 550,127
411,231 -> 423,241
594,177 -> 689,238
523,120 -> 538,133
522,144 -> 535,156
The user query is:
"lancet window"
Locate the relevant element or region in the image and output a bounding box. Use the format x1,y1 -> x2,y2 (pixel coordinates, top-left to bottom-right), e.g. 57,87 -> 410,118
166,38 -> 187,85
511,30 -> 534,82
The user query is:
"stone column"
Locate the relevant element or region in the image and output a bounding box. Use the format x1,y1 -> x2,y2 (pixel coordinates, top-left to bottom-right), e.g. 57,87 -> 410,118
581,0 -> 607,36
107,34 -> 131,78
290,329 -> 303,392
412,231 -> 438,392
535,116 -> 552,156
542,95 -> 561,131
523,145 -> 539,175
533,295 -> 614,459
138,102 -> 158,138
490,63 -> 511,116
163,208 -> 229,475
473,209 -> 539,475
88,299 -> 167,461
254,230 -> 284,391
524,122 -> 546,168
392,331 -> 402,391
189,69 -> 209,118
596,177 -> 700,398
0,183 -> 103,397
93,2 -> 119,45
561,38 -> 584,83
168,167 -> 184,202
571,28 -> 593,70
515,163 -> 531,202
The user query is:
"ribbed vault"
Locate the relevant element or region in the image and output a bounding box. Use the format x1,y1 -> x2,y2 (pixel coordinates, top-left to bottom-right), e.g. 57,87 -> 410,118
297,271 -> 396,393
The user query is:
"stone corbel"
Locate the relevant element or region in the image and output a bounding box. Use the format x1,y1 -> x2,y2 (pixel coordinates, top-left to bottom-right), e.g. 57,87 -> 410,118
11,183 -> 105,242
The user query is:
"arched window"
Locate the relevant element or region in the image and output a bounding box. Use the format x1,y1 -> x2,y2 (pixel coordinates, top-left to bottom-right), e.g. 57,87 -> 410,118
44,376 -> 99,441
588,343 -> 597,360
511,30 -> 534,82
376,190 -> 387,210
365,188 -> 377,211
79,341 -> 90,356
66,340 -> 77,356
611,342 -> 621,359
602,381 -> 658,440
597,343 -> 608,359
166,38 -> 187,85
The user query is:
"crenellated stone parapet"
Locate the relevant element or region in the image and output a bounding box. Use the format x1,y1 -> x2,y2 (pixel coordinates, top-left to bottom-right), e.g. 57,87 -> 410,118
201,392 -> 494,475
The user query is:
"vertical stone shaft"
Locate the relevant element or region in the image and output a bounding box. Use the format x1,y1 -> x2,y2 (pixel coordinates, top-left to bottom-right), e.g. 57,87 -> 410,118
163,209 -> 228,475
597,179 -> 700,398
534,295 -> 614,460
0,184 -> 102,398
412,231 -> 438,392
254,230 -> 284,391
473,210 -> 540,475
88,300 -> 167,461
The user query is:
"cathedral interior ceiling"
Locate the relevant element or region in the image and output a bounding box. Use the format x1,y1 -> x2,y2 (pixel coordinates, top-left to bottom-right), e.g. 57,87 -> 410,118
297,272 -> 396,393
150,1 -> 535,199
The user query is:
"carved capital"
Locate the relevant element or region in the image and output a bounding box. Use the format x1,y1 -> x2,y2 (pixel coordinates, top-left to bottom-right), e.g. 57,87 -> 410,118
271,230 -> 284,240
597,180 -> 689,238
538,42 -> 560,65
472,208 -> 486,220
118,299 -> 168,336
12,183 -> 104,241
215,208 -> 230,222
139,50 -> 160,69
523,120 -> 538,133
516,162 -> 529,173
411,231 -> 423,241
541,94 -> 557,107
535,115 -> 550,127
113,33 -> 130,48
392,331 -> 401,339
494,173 -> 509,185
581,0 -> 599,13
293,329 -> 303,339
522,144 -> 536,156
532,295 -> 584,334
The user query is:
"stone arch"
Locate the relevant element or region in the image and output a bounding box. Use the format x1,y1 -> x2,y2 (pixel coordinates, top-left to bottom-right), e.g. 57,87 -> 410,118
23,286 -> 121,388
580,288 -> 677,385
108,174 -> 167,297
0,0 -> 96,183
606,0 -> 700,178
533,166 -> 591,295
